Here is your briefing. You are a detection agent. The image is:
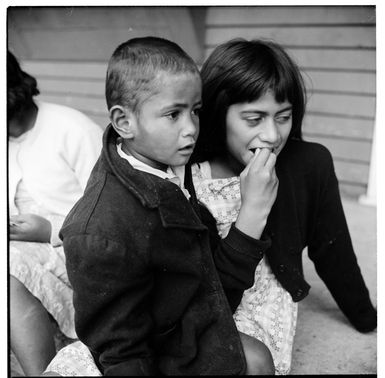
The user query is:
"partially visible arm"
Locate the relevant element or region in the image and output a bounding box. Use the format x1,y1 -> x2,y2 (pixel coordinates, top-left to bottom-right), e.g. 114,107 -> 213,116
65,234 -> 159,375
199,204 -> 271,312
10,214 -> 51,243
307,148 -> 376,333
188,162 -> 272,312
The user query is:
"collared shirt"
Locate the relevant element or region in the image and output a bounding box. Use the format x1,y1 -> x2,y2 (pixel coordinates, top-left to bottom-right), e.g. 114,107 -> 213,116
117,143 -> 190,199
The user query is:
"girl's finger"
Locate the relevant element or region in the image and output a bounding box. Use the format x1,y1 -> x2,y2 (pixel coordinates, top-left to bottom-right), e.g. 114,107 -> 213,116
248,148 -> 275,173
264,151 -> 277,171
242,148 -> 260,176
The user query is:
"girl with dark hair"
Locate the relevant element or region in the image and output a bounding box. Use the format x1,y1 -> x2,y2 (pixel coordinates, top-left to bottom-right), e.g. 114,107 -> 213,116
190,38 -> 376,374
8,51 -> 103,375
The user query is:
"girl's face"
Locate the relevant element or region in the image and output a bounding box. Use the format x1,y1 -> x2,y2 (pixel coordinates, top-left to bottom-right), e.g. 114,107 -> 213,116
225,90 -> 292,168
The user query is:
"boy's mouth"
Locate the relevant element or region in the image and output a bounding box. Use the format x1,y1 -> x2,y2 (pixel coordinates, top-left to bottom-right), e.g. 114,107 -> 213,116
179,143 -> 195,153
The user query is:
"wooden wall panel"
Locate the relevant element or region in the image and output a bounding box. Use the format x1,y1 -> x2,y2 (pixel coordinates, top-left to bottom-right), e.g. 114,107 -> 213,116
303,136 -> 372,164
206,26 -> 375,48
8,7 -> 203,62
334,161 -> 369,185
339,183 -> 366,198
23,61 -> 107,78
37,78 -> 105,97
303,71 -> 375,95
38,94 -> 106,116
290,49 -> 375,71
206,6 -> 375,25
306,93 -> 375,118
204,48 -> 376,71
302,115 -> 374,140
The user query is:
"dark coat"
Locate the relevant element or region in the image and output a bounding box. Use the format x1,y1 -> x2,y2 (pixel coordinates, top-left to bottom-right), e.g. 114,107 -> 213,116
252,139 -> 376,333
60,125 -> 271,376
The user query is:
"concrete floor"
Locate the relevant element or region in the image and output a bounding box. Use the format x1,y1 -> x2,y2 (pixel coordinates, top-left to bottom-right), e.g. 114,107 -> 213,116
10,198 -> 377,376
290,199 -> 377,375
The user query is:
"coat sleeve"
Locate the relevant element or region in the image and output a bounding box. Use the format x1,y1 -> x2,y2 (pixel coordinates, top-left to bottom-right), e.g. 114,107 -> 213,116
307,147 -> 376,333
198,203 -> 271,312
64,233 -> 159,375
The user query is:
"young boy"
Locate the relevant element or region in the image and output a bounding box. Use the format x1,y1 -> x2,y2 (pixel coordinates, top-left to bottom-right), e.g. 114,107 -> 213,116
60,37 -> 274,375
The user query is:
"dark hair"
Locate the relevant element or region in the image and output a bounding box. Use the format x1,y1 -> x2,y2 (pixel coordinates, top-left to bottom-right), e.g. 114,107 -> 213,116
192,38 -> 306,163
105,36 -> 200,113
7,51 -> 40,122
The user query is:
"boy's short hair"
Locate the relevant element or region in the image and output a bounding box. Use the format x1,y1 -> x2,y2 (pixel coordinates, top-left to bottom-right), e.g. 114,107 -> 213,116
105,36 -> 200,113
7,51 -> 40,122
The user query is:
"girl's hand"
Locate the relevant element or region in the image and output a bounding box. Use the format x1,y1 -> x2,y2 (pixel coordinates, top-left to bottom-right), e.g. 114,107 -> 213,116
9,214 -> 52,243
235,148 -> 278,239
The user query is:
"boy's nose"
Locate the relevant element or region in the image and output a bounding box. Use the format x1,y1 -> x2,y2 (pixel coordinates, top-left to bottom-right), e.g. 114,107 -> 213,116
182,116 -> 198,137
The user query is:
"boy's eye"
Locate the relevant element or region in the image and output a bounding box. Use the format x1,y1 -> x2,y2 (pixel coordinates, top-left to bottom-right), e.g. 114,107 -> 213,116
192,107 -> 201,117
165,111 -> 180,120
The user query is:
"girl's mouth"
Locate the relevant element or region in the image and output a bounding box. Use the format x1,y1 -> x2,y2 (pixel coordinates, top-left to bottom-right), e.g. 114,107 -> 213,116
249,147 -> 276,155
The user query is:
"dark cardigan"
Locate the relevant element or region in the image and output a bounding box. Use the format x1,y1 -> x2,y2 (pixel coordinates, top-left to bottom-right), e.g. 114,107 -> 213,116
60,125 -> 271,376
226,139 -> 376,333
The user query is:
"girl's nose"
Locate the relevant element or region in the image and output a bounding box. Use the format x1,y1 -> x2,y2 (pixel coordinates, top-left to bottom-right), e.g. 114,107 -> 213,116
260,118 -> 280,145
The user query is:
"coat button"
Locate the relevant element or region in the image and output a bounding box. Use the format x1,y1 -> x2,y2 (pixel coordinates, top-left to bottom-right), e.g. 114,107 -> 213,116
279,264 -> 285,273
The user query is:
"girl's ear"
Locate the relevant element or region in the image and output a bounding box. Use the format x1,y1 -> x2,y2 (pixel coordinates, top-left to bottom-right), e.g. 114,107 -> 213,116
109,105 -> 135,139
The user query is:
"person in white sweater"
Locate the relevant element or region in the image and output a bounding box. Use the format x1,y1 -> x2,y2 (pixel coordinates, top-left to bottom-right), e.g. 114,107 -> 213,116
8,51 -> 103,376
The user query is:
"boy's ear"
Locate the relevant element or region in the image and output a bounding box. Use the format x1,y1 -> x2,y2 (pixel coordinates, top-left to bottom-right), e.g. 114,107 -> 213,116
109,105 -> 135,139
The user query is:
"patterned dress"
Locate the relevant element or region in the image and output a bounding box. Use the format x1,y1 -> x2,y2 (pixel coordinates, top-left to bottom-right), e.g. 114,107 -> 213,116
192,162 -> 297,375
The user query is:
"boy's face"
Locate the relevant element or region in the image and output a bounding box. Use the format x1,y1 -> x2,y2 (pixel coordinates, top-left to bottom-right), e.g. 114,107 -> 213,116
125,71 -> 202,171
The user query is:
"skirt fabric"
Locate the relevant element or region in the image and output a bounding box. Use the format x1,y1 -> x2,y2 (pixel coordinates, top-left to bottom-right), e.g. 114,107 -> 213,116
10,240 -> 76,339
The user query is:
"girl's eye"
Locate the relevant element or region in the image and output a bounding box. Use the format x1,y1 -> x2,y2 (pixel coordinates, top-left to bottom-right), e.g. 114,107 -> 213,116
246,117 -> 263,127
276,114 -> 292,124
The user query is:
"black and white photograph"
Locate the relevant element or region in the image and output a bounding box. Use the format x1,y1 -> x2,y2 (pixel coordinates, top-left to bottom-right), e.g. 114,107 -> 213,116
6,3 -> 380,376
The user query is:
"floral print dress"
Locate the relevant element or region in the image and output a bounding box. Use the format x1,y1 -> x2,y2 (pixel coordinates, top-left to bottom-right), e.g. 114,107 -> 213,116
192,162 -> 298,375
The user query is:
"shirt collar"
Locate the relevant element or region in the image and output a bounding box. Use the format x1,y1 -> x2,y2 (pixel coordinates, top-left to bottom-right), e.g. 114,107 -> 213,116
117,143 -> 190,199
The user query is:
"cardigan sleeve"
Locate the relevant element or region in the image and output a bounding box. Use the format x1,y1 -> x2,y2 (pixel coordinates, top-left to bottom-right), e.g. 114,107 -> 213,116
198,203 -> 271,312
64,234 -> 159,376
307,147 -> 376,333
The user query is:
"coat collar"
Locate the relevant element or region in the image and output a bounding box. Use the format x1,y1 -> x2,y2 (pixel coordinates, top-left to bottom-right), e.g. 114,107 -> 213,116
102,125 -> 205,230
